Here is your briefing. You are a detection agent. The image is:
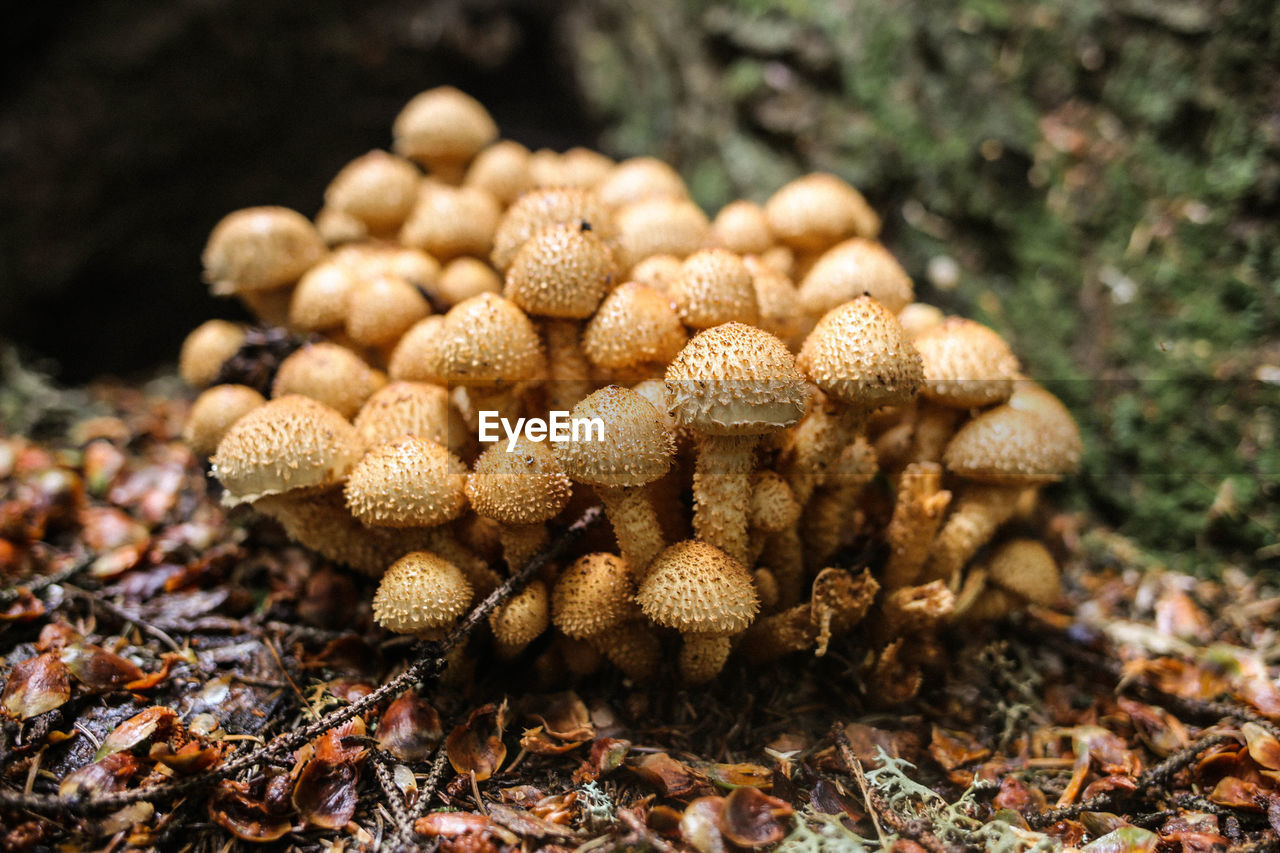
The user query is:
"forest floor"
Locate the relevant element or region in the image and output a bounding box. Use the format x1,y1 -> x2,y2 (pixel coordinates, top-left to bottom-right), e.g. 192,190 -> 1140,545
1,374 -> 1278,852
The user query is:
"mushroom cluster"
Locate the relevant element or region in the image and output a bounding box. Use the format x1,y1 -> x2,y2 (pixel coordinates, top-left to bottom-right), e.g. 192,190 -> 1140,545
177,87 -> 1082,692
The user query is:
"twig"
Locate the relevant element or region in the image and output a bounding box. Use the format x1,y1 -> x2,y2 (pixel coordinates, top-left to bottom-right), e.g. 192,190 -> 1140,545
0,506 -> 603,816
0,557 -> 92,605
369,748 -> 414,836
385,747 -> 452,853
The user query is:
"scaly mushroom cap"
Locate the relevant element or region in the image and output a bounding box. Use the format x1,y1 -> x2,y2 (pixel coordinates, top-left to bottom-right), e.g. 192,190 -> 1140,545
630,254 -> 684,292
582,282 -> 687,370
353,381 -> 452,448
490,580 -> 550,650
431,293 -> 546,387
400,183 -> 501,261
796,296 -> 923,411
1007,380 -> 1083,455
464,140 -> 534,204
665,323 -> 807,436
334,243 -> 441,294
750,472 -> 801,534
637,540 -> 759,635
345,436 -> 467,527
597,157 -> 688,209
614,197 -> 710,270
345,274 -> 431,347
504,223 -> 617,318
554,385 -> 674,488
763,173 -> 880,251
324,150 -> 421,232
491,188 -> 615,272
943,404 -> 1081,485
798,238 -> 914,316
290,261 -> 357,331
984,539 -> 1060,607
387,316 -> 446,383
178,320 -> 245,388
897,302 -> 946,339
630,379 -> 682,436
202,206 -> 327,294
530,146 -> 615,188
744,256 -> 802,343
212,395 -> 362,504
708,200 -> 774,255
827,436 -> 879,487
184,384 -> 266,458
914,317 -> 1020,408
438,257 -> 502,305
271,342 -> 385,419
466,435 -> 573,525
392,86 -> 498,169
668,249 -> 760,329
552,552 -> 638,639
373,550 -> 474,635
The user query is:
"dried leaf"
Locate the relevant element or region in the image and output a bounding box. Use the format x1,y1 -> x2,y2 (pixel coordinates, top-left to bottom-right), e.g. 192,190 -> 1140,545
2,652 -> 71,719
487,803 -> 576,839
706,763 -> 773,790
0,588 -> 45,622
377,693 -> 443,762
209,780 -> 293,843
522,726 -> 583,755
1208,776 -> 1265,810
60,642 -> 144,691
1079,826 -> 1159,852
527,692 -> 594,742
629,752 -> 713,799
1243,722 -> 1280,771
446,702 -> 508,781
809,779 -> 863,820
59,752 -> 140,798
929,726 -> 990,771
150,739 -> 221,774
95,706 -> 179,760
35,622 -> 81,651
1082,775 -> 1139,800
293,754 -> 362,830
573,737 -> 632,784
719,786 -> 794,847
1117,698 -> 1189,757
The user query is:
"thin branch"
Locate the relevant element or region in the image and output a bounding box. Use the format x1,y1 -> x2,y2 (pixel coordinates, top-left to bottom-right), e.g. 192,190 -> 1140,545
0,556 -> 93,605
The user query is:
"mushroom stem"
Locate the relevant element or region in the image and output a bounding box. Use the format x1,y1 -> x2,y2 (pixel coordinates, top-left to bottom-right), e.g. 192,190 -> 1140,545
919,484 -> 1026,585
738,606 -> 817,663
679,634 -> 733,684
785,405 -> 866,507
881,463 -> 952,590
596,485 -> 667,580
759,527 -> 806,609
497,522 -> 549,573
908,402 -> 961,464
543,319 -> 593,412
691,433 -> 759,566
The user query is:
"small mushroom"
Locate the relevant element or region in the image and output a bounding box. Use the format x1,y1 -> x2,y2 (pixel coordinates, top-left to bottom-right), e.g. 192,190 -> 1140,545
202,206 -> 327,295
667,249 -> 760,330
466,435 -> 572,571
552,552 -> 660,680
464,140 -> 534,205
954,539 -> 1060,622
597,156 -> 688,209
323,150 -> 421,236
392,87 -> 498,182
352,381 -> 452,450
763,173 -> 879,252
530,146 -> 615,189
271,342 -> 386,419
613,196 -> 710,271
707,200 -> 774,256
373,551 -> 474,638
489,580 -> 550,659
438,257 -> 502,306
797,238 -> 914,318
400,182 -> 501,261
582,282 -> 688,382
798,436 -> 878,575
491,187 -> 615,272
178,320 -> 246,389
344,436 -> 468,528
387,316 -> 446,383
183,384 -> 265,458
881,462 -> 952,590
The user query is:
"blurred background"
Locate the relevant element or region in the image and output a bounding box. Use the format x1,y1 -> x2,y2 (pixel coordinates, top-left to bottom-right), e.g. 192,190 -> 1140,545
1,0 -> 1277,573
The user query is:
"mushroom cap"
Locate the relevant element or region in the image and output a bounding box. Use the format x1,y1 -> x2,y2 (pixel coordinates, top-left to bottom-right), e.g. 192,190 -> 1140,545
764,173 -> 880,251
744,255 -> 802,343
315,205 -> 368,246
1007,380 -> 1083,456
466,435 -> 573,524
334,243 -> 441,294
353,381 -> 452,448
614,197 -> 711,271
984,539 -> 1060,607
438,257 -> 502,305
582,282 -> 688,370
708,200 -> 774,255
552,552 -> 638,638
943,404 -> 1081,485
491,187 -> 615,272
290,260 -> 357,331
345,436 -> 468,527
629,254 -> 684,292
914,317 -> 1021,408
431,293 -> 546,386
796,296 -> 924,411
530,146 -> 615,189
750,471 -> 801,534
392,86 -> 498,168
897,302 -> 946,339
665,323 -> 807,436
202,206 -> 327,294
490,580 -> 550,649
637,540 -> 759,635
630,379 -> 682,436
827,436 -> 880,487
504,223 -> 617,318
597,156 -> 688,209
373,550 -> 474,634
324,150 -> 421,232
345,274 -> 431,347
400,183 -> 501,261
212,395 -> 363,504
271,342 -> 386,419
554,385 -> 674,488
183,384 -> 266,458
798,238 -> 914,316
178,320 -> 245,388
668,248 -> 760,329
387,316 -> 446,383
464,140 -> 534,204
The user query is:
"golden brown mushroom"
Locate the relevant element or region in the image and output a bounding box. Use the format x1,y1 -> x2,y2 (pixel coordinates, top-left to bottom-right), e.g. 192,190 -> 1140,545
202,206 -> 326,295
392,86 -> 498,182
178,320 -> 246,389
183,384 -> 265,458
466,435 -> 572,571
552,552 -> 661,680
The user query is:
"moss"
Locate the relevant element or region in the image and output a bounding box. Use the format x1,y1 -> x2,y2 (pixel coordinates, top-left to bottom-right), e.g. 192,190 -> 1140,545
565,0 -> 1280,574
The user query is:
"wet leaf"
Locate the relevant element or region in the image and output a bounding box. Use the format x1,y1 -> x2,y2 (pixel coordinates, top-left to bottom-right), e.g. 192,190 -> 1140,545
377,693 -> 443,762
209,780 -> 293,843
293,754 -> 361,830
1079,825 -> 1159,852
487,803 -> 576,839
60,642 -> 144,691
719,786 -> 794,847
446,702 -> 508,781
706,762 -> 773,790
1208,775 -> 1265,809
2,652 -> 71,719
95,706 -> 179,760
1243,722 -> 1280,771
0,588 -> 45,622
929,726 -> 990,771
680,796 -> 727,853
59,751 -> 140,798
522,725 -> 583,755
629,752 -> 713,799
150,739 -> 221,774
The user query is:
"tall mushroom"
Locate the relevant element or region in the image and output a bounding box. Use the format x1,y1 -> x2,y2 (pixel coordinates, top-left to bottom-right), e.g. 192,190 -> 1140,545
552,552 -> 661,681
466,435 -> 573,571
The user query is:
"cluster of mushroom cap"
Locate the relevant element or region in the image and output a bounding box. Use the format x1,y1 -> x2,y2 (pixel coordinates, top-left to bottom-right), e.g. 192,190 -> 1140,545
177,87 -> 1082,691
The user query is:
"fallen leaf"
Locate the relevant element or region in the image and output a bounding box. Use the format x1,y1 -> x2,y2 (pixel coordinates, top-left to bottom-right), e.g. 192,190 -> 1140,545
705,763 -> 773,790
2,652 -> 71,719
629,752 -> 712,799
573,737 -> 631,783
719,786 -> 794,847
1079,825 -> 1159,852
680,796 -> 727,853
209,780 -> 293,843
446,702 -> 508,781
1243,722 -> 1280,771
0,588 -> 45,622
929,726 -> 990,771
377,693 -> 443,762
527,692 -> 594,742
59,752 -> 140,798
59,642 -> 144,692
95,706 -> 179,760
487,803 -> 576,839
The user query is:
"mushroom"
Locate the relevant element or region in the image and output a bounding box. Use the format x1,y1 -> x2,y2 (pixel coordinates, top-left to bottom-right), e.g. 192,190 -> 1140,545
438,257 -> 502,305
897,302 -> 945,339
271,342 -> 386,419
881,462 -> 952,590
489,580 -> 550,659
746,472 -> 803,606
667,248 -> 760,330
289,260 -> 358,332
636,540 -> 760,683
352,381 -> 452,449
178,320 -> 246,389
392,86 -> 498,182
323,150 -> 421,236
464,140 -> 534,205
201,206 -> 327,295
744,255 -> 802,346
372,550 -> 474,638
400,182 -> 501,262
183,384 -> 265,458
797,238 -> 914,319
707,200 -> 774,256
954,539 -> 1060,623
345,274 -> 432,349
387,317 -> 446,383
629,254 -> 684,292
909,317 -> 1021,463
491,187 -> 615,272
530,146 -> 615,189
799,435 -> 879,574
763,173 -> 879,252
788,296 -> 923,506
665,323 -> 806,565
613,196 -> 710,272
922,393 -> 1081,584
552,552 -> 661,681
466,435 -> 572,571
344,436 -> 468,529
554,385 -> 675,578
581,282 -> 687,383
597,156 -> 688,209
